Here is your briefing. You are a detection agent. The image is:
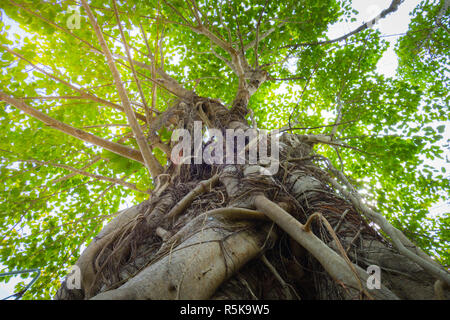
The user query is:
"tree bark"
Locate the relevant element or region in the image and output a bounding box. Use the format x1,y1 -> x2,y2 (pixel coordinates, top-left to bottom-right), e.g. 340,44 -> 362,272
55,97 -> 449,300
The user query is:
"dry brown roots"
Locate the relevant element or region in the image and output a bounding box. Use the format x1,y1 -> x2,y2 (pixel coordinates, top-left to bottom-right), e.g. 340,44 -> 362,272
55,132 -> 450,300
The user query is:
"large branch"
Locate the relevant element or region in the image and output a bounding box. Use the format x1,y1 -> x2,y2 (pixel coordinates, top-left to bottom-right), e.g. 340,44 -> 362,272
282,0 -> 404,49
89,208 -> 271,300
0,92 -> 144,164
82,0 -> 163,178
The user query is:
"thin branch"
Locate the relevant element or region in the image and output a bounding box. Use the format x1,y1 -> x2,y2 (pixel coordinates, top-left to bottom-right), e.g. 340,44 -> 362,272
143,14 -> 191,28
50,155 -> 102,185
245,21 -> 287,51
162,0 -> 194,27
330,89 -> 345,138
82,0 -> 163,178
0,92 -> 144,164
17,95 -> 85,101
299,134 -> 371,155
11,0 -> 162,104
333,209 -> 350,233
17,159 -> 149,194
82,124 -> 129,129
318,157 -> 450,286
288,62 -> 320,128
111,52 -> 193,99
139,23 -> 158,136
260,254 -> 294,299
303,211 -> 369,298
13,0 -> 192,103
113,8 -> 152,128
228,2 -> 245,58
0,44 -> 148,122
10,0 -> 101,53
217,2 -> 232,44
159,25 -> 166,71
188,0 -> 204,24
210,42 -> 237,73
164,0 -> 234,56
268,76 -> 306,81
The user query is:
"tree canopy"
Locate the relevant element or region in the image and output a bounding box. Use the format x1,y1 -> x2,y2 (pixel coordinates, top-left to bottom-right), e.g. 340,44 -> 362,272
0,0 -> 448,299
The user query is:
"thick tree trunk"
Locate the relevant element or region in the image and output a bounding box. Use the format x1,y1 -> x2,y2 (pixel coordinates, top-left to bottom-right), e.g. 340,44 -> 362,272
55,98 -> 448,300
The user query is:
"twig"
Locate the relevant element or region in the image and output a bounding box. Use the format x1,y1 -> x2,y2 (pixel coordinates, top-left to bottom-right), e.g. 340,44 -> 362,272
280,120 -> 358,133
236,273 -> 259,300
346,227 -> 363,254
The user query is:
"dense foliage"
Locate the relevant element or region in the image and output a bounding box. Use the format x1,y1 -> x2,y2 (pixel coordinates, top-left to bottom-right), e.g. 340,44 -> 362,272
0,0 -> 448,299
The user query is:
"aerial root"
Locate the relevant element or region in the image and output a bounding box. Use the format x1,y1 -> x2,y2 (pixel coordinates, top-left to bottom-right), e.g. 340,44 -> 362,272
90,220 -> 273,299
303,212 -> 371,299
87,205 -> 274,300
253,194 -> 398,299
317,157 -> 450,287
167,174 -> 220,220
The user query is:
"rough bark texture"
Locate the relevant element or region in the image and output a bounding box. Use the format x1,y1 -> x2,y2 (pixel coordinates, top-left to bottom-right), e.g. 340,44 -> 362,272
54,97 -> 449,301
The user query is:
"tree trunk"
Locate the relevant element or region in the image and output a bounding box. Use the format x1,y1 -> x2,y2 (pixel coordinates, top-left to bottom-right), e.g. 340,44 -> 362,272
54,97 -> 448,300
